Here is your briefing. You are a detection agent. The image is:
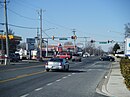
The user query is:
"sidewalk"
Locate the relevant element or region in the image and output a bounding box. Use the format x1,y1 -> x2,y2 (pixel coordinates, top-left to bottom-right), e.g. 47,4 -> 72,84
106,61 -> 130,97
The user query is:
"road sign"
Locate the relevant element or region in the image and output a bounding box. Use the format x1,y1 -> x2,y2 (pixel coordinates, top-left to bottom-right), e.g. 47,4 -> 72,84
59,38 -> 68,40
26,38 -> 35,44
99,42 -> 108,44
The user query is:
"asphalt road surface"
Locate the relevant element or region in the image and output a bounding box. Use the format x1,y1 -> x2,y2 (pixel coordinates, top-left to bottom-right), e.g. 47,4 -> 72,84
0,57 -> 111,97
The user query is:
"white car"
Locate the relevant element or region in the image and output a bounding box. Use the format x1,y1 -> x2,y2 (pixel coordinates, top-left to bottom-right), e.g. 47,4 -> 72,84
45,58 -> 69,72
83,53 -> 90,58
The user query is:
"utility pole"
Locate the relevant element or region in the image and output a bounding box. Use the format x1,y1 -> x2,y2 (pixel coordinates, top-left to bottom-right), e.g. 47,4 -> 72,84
4,0 -> 10,65
37,28 -> 39,49
85,37 -> 87,53
39,9 -> 43,60
72,29 -> 76,49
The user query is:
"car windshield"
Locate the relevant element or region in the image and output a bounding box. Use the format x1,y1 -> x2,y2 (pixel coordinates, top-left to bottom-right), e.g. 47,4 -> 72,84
49,58 -> 63,62
73,54 -> 80,56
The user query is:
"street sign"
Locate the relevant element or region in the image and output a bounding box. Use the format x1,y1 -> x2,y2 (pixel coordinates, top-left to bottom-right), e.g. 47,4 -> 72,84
59,38 -> 68,40
26,38 -> 35,44
99,42 -> 108,44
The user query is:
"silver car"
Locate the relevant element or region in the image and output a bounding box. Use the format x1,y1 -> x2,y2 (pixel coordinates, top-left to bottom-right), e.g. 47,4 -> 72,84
45,58 -> 69,72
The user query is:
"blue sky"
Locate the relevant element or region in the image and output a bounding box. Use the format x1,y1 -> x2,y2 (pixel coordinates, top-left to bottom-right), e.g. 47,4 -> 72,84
0,0 -> 130,51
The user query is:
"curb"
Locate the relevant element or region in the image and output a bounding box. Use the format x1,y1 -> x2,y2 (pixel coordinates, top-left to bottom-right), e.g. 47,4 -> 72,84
96,62 -> 113,97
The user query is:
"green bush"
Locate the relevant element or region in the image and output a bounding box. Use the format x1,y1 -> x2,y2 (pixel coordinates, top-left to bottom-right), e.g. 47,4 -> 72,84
120,58 -> 130,90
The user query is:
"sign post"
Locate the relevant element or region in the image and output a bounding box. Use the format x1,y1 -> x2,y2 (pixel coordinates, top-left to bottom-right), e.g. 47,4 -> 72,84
26,38 -> 35,59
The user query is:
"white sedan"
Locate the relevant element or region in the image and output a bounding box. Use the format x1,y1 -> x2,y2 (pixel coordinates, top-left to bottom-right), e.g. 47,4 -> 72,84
83,53 -> 90,58
45,58 -> 69,72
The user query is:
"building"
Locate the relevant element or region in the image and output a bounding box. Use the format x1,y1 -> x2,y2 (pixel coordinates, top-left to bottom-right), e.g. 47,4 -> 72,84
0,34 -> 22,53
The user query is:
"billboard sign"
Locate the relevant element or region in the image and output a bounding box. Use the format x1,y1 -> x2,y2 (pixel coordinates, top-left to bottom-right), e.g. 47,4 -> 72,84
125,38 -> 130,56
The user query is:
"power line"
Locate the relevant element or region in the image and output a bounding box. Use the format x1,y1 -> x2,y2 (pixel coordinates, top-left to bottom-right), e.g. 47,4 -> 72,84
44,19 -> 72,31
0,23 -> 38,29
13,0 -> 39,11
8,8 -> 39,21
43,31 -> 62,43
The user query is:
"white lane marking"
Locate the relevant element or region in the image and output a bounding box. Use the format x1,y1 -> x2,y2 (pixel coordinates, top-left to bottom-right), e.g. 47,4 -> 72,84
47,83 -> 53,86
87,61 -> 100,68
62,76 -> 67,79
56,79 -> 61,82
20,94 -> 29,97
35,87 -> 43,91
72,73 -> 76,75
68,74 -> 71,77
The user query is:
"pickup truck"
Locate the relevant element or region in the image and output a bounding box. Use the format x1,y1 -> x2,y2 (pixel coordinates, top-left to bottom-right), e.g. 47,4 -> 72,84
56,52 -> 71,60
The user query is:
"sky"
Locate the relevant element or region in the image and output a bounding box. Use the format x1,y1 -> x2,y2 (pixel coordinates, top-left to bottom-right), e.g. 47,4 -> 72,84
0,0 -> 130,51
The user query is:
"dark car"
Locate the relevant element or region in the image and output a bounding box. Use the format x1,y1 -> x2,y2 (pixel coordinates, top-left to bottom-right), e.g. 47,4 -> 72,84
15,53 -> 20,60
72,53 -> 81,62
9,53 -> 19,62
100,56 -> 115,61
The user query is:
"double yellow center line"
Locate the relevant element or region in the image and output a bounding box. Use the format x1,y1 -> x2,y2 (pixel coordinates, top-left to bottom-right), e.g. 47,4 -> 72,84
0,70 -> 46,83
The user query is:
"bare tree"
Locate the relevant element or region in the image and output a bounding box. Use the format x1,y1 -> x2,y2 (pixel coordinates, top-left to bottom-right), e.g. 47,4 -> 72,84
125,23 -> 130,38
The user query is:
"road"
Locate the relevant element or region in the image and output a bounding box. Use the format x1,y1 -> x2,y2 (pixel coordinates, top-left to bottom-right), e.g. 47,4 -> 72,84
0,57 -> 111,97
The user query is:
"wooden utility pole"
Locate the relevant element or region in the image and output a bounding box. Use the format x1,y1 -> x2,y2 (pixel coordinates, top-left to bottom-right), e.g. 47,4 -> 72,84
72,29 -> 76,48
4,0 -> 10,65
40,9 -> 43,60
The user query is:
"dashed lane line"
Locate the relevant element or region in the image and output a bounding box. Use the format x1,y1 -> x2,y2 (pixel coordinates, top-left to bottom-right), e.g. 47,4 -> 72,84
68,74 -> 71,77
35,87 -> 43,91
47,83 -> 53,86
20,94 -> 29,97
62,76 -> 67,79
56,79 -> 61,82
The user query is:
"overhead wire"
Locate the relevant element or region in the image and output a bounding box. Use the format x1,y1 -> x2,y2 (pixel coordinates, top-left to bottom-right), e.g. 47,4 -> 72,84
9,0 -> 73,32
0,23 -> 38,29
44,19 -> 72,31
43,31 -> 64,43
8,8 -> 39,21
5,0 -> 86,44
12,0 -> 38,11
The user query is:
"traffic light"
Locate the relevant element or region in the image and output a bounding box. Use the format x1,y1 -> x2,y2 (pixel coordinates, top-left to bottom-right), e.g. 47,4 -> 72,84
52,36 -> 55,40
71,36 -> 74,39
90,40 -> 95,43
71,35 -> 77,39
108,40 -> 114,43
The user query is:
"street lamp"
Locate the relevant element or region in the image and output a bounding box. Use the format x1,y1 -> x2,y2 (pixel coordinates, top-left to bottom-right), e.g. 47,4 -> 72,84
37,28 -> 56,59
43,28 -> 56,57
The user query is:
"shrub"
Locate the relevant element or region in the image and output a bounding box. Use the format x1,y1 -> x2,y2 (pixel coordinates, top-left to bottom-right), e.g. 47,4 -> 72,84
120,58 -> 130,90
